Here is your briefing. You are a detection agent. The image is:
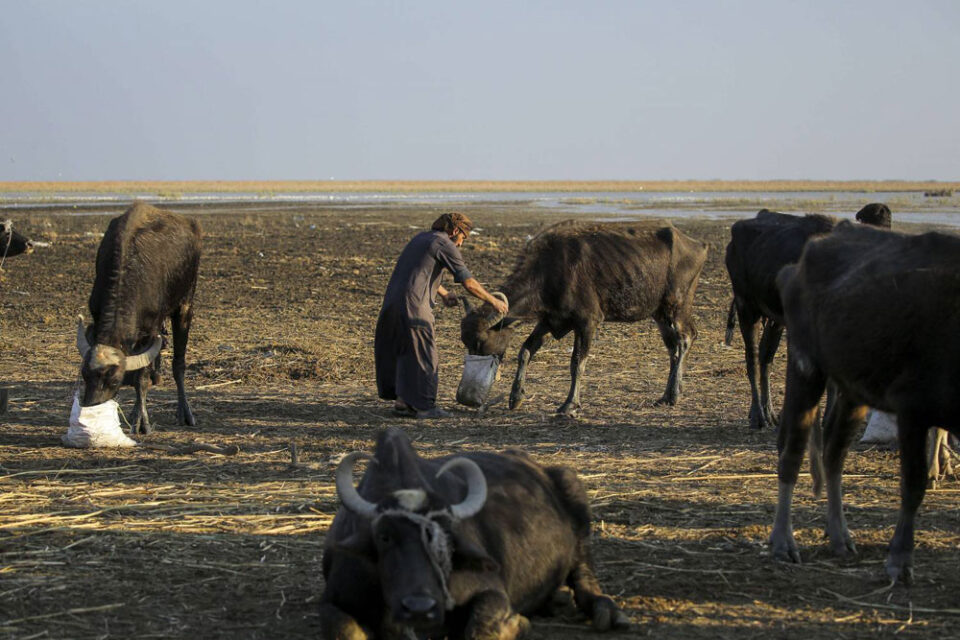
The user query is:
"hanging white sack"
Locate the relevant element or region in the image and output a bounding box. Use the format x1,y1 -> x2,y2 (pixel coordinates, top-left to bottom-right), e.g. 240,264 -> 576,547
456,354 -> 500,407
860,410 -> 898,445
63,392 -> 137,448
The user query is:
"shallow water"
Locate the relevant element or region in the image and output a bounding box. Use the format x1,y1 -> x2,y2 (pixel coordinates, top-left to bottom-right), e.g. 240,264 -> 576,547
3,190 -> 959,227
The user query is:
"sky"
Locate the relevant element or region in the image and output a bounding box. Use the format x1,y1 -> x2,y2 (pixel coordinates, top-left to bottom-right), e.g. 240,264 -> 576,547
2,1 -> 959,182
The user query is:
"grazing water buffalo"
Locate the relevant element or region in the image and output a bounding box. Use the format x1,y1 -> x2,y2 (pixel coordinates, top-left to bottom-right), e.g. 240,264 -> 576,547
1,219 -> 33,413
461,220 -> 708,416
724,205 -> 891,429
770,222 -> 960,583
0,219 -> 33,261
320,427 -> 629,639
76,202 -> 201,434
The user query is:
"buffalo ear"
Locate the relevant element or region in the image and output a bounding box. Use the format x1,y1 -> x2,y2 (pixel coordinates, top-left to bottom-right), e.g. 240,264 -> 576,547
334,530 -> 376,562
499,317 -> 523,330
450,530 -> 500,574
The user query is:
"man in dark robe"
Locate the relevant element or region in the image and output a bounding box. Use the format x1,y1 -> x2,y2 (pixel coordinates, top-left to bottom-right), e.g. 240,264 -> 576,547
375,212 -> 508,418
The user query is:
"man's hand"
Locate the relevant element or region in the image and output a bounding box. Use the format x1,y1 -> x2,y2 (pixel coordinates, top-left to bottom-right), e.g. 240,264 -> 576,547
490,297 -> 509,315
442,291 -> 459,308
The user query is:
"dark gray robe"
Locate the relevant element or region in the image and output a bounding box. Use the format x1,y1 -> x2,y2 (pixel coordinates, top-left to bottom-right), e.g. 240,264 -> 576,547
375,231 -> 472,410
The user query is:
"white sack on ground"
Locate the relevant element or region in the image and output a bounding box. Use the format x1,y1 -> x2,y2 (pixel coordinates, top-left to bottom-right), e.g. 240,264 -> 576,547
860,410 -> 898,444
456,354 -> 500,407
63,393 -> 137,448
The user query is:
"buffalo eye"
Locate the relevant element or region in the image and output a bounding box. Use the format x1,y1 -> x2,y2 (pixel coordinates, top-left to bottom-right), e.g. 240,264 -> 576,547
377,532 -> 392,546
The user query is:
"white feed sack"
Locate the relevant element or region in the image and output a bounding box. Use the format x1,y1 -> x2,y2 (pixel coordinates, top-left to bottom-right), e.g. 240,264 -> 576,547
456,354 -> 500,407
63,392 -> 137,448
860,410 -> 898,445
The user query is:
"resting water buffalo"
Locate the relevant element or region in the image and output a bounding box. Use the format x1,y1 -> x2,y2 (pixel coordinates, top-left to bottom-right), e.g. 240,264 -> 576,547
724,204 -> 891,429
461,220 -> 708,415
770,221 -> 960,583
76,203 -> 201,434
1,219 -> 33,261
320,427 -> 629,639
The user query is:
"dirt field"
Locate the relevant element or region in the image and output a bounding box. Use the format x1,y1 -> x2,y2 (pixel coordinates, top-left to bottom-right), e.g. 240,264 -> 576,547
1,203 -> 957,639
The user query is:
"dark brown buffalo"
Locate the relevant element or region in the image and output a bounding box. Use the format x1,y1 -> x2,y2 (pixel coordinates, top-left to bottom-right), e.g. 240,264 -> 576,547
1,219 -> 33,261
76,202 -> 201,434
724,205 -> 891,429
770,221 -> 960,583
320,427 -> 629,639
461,220 -> 708,415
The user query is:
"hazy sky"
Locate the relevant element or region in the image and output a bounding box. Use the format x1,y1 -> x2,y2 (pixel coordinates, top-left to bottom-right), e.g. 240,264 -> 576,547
2,1 -> 958,181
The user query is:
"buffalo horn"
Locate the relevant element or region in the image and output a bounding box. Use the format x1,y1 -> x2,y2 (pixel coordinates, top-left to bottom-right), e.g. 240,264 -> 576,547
335,452 -> 379,518
124,336 -> 163,371
436,457 -> 488,520
76,316 -> 91,358
485,292 -> 509,324
460,295 -> 475,315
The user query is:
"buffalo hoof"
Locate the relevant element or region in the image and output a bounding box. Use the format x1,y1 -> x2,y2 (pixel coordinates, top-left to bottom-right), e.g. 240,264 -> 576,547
885,553 -> 914,585
654,394 -> 678,407
508,385 -> 524,411
177,402 -> 196,427
827,528 -> 857,558
769,530 -> 801,564
556,403 -> 580,417
591,596 -> 630,631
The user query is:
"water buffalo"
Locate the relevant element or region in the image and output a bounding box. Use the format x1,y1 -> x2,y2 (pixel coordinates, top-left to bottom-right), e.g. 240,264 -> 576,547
460,220 -> 708,416
724,204 -> 891,429
76,202 -> 201,434
0,219 -> 33,262
770,221 -> 960,583
320,427 -> 629,639
0,219 -> 33,413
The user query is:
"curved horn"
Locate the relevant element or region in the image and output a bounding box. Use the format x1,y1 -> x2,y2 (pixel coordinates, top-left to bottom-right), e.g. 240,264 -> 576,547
76,316 -> 91,358
459,295 -> 476,315
335,452 -> 379,518
124,336 -> 163,371
485,292 -> 509,324
436,457 -> 488,520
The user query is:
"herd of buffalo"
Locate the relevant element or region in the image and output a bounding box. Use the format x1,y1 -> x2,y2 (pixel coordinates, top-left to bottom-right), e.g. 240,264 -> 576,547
2,200 -> 958,638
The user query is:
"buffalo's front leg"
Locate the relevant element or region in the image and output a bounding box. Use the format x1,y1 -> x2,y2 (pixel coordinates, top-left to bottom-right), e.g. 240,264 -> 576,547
885,415 -> 931,584
567,550 -> 630,631
509,321 -> 551,410
654,317 -> 693,406
130,369 -> 152,435
770,351 -> 826,563
318,602 -> 370,640
558,322 -> 595,416
462,590 -> 528,640
171,305 -> 196,426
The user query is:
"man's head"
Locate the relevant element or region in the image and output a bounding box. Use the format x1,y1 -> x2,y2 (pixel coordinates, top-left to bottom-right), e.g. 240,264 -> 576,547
432,213 -> 473,247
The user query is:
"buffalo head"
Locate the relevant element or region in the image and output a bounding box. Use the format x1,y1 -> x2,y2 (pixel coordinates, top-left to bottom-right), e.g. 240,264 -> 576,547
459,293 -> 518,360
1,219 -> 34,259
76,317 -> 163,406
333,448 -> 496,632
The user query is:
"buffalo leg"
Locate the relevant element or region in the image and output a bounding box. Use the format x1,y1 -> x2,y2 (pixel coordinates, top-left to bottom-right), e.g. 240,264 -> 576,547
558,321 -> 595,416
757,319 -> 784,428
318,602 -> 369,640
735,305 -> 767,428
567,549 -> 630,631
462,590 -> 528,640
171,305 -> 196,426
654,317 -> 692,406
509,321 -> 551,410
770,352 -> 826,563
822,394 -> 868,558
885,414 -> 930,584
130,369 -> 152,435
